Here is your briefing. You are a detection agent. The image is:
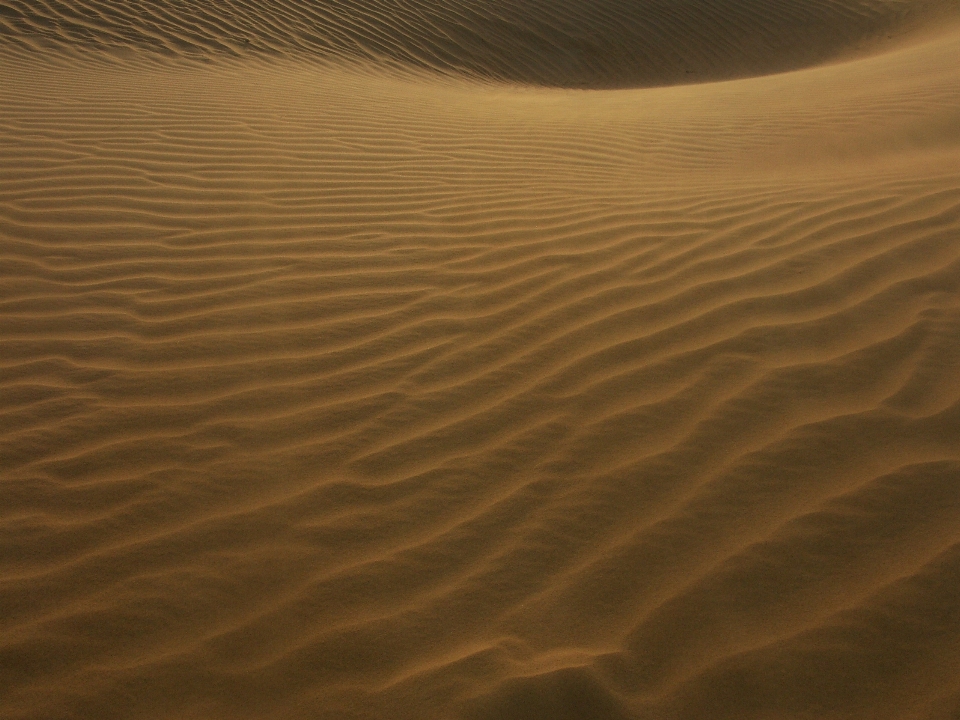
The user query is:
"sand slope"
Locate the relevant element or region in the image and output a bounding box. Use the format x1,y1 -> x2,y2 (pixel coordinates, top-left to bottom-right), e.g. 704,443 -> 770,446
0,0 -> 954,84
2,1 -> 960,719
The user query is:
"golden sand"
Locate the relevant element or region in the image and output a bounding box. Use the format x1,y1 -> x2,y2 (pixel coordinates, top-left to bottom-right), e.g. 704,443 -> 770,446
1,0 -> 959,718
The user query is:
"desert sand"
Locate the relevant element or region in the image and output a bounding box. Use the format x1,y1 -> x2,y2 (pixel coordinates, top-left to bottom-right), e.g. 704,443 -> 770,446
1,0 -> 960,718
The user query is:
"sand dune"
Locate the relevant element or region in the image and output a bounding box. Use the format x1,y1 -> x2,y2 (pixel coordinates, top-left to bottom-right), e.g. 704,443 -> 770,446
2,0 -> 960,718
0,0 -> 954,84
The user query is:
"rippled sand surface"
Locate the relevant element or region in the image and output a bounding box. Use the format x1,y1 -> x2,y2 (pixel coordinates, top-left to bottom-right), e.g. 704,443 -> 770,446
2,1 -> 960,718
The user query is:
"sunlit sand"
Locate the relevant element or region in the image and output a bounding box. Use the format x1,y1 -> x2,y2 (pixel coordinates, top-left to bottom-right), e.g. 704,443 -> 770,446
2,0 -> 959,718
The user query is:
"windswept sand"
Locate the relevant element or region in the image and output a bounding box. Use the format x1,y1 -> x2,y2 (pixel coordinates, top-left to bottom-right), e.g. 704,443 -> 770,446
2,0 -> 960,718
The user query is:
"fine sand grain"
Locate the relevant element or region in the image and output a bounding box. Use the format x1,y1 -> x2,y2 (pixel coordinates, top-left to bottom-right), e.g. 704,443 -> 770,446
2,0 -> 960,718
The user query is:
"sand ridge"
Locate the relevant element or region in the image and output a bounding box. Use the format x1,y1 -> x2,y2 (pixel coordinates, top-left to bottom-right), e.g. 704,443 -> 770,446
1,0 -> 960,719
1,0 -> 957,84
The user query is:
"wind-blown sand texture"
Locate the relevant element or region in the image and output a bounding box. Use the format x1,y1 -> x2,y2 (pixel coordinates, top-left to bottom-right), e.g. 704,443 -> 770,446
2,0 -> 960,718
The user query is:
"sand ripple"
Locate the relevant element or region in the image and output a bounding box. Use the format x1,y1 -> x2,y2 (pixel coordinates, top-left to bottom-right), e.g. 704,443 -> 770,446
0,0 -> 956,85
2,4 -> 960,720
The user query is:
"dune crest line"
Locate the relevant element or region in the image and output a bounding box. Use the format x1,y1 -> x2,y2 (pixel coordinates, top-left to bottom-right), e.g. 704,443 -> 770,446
1,0 -> 958,85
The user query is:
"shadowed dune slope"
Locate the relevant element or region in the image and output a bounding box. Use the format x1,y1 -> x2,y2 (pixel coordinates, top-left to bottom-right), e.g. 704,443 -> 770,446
2,1 -> 960,720
1,0 -> 958,85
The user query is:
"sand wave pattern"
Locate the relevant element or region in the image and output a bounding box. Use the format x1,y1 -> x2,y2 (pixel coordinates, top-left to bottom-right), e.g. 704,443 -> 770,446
0,0 -> 955,85
2,2 -> 960,719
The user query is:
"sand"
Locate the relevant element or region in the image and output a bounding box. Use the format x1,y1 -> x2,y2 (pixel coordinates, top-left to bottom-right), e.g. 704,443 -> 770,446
1,0 -> 960,718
